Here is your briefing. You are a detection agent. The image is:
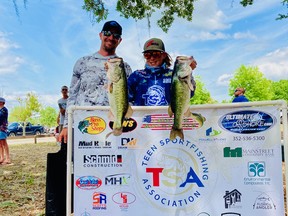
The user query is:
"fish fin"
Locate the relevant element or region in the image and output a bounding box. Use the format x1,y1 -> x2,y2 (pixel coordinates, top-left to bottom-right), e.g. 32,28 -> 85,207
170,126 -> 184,140
191,113 -> 206,126
108,110 -> 115,121
125,105 -> 133,118
187,75 -> 194,91
168,106 -> 173,117
184,109 -> 192,117
109,83 -> 113,93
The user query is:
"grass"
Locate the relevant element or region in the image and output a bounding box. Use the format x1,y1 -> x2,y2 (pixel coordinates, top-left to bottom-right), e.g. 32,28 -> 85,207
0,142 -> 59,216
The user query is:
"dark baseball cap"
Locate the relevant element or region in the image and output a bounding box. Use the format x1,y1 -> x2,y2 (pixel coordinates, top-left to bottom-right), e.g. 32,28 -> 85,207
102,20 -> 122,35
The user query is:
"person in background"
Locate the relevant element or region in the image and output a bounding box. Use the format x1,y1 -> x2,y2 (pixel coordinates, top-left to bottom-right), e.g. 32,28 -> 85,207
0,97 -> 11,165
57,85 -> 69,133
127,38 -> 197,106
232,87 -> 249,103
58,20 -> 132,143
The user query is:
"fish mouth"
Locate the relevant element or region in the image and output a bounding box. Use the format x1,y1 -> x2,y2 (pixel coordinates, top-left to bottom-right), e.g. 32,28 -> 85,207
108,57 -> 123,62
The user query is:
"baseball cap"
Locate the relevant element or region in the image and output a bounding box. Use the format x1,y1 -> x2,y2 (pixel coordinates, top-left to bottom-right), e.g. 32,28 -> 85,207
0,97 -> 5,103
102,20 -> 122,35
143,38 -> 165,53
61,86 -> 68,91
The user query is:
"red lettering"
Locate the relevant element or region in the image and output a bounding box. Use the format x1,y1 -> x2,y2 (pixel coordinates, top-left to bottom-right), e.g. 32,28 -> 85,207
146,168 -> 164,186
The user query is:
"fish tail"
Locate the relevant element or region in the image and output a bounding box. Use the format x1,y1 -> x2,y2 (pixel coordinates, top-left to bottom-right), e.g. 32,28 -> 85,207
105,131 -> 113,139
113,128 -> 123,136
170,126 -> 184,140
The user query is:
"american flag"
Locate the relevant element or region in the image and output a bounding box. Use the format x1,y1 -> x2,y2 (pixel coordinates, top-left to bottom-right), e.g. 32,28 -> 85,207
142,113 -> 201,130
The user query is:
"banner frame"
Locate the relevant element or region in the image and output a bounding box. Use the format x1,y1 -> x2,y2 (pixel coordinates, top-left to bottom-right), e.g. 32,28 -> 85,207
66,100 -> 288,216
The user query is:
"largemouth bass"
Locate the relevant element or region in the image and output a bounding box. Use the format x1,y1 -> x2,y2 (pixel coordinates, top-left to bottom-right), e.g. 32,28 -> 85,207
168,56 -> 195,140
105,58 -> 133,138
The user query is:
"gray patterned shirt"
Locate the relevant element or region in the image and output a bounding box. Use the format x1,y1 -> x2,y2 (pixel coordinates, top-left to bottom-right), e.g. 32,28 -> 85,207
64,52 -> 132,127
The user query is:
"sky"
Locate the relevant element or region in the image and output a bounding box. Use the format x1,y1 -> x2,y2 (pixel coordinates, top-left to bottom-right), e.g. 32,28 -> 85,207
0,0 -> 287,111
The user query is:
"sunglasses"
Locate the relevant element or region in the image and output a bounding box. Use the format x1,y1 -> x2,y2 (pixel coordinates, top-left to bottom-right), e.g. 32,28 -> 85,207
102,31 -> 121,40
234,89 -> 240,92
143,51 -> 163,59
62,89 -> 68,91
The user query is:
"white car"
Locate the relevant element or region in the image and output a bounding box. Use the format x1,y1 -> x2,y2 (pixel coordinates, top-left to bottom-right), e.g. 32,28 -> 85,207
49,127 -> 56,135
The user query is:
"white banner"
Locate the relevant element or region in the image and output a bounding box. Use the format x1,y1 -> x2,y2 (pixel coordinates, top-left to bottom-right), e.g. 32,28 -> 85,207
72,105 -> 284,216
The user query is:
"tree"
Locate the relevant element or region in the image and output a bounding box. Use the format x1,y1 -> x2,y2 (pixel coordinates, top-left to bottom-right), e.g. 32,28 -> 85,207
39,106 -> 58,128
13,0 -> 195,33
240,0 -> 288,20
228,65 -> 274,102
271,80 -> 288,103
9,92 -> 41,136
190,76 -> 217,104
12,1 -> 287,32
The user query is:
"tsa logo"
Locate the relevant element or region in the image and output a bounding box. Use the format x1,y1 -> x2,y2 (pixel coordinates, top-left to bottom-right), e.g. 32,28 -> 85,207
219,110 -> 275,134
138,138 -> 211,213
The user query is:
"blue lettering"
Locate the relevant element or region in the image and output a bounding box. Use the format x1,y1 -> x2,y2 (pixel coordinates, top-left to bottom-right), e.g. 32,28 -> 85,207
179,167 -> 204,187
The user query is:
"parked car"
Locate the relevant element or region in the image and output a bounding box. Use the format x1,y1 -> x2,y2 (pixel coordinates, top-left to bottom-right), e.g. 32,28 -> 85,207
7,122 -> 45,137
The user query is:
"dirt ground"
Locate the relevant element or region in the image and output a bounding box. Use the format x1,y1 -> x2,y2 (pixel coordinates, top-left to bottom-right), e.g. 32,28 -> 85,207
0,142 -> 287,216
0,143 -> 59,216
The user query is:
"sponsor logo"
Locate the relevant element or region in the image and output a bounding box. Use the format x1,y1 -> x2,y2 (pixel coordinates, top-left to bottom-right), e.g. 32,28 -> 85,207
77,140 -> 112,149
223,189 -> 242,209
119,137 -> 138,149
206,127 -> 221,136
219,110 -> 275,134
75,176 -> 102,190
108,118 -> 137,133
244,161 -> 271,186
253,193 -> 276,210
105,173 -> 131,186
141,113 -> 205,131
242,148 -> 274,157
83,154 -> 123,168
112,192 -> 136,210
78,140 -> 101,149
223,147 -> 242,158
199,127 -> 226,142
92,192 -> 107,210
78,116 -> 106,135
221,213 -> 241,216
138,138 -> 211,212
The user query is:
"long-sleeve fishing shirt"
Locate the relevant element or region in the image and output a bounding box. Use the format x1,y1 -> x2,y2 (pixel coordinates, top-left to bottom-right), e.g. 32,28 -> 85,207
63,52 -> 132,127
